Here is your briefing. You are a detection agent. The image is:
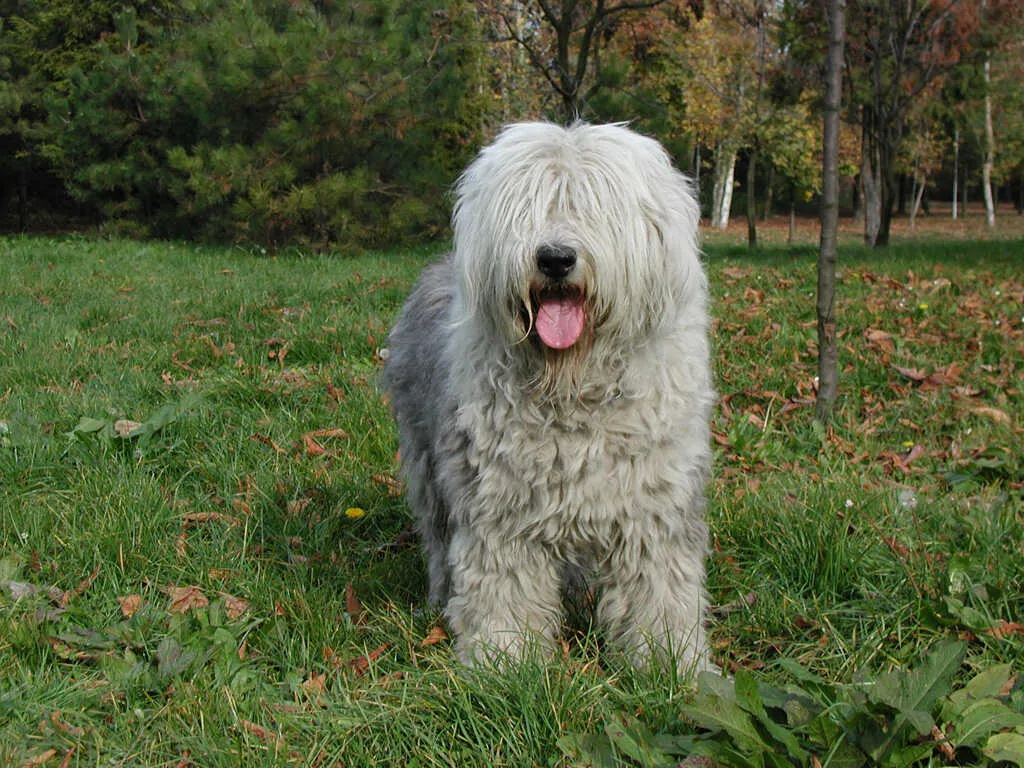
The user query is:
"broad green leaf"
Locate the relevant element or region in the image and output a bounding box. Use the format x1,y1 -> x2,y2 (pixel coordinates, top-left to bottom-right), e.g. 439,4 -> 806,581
943,663 -> 1015,720
983,732 -> 1024,766
603,716 -> 669,767
951,699 -> 1024,748
680,692 -> 769,752
869,640 -> 965,723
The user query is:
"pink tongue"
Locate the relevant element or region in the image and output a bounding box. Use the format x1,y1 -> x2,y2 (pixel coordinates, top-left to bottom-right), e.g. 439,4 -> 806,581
535,294 -> 585,349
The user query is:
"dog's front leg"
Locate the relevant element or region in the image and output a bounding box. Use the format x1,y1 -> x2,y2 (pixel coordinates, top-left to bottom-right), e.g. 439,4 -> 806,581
444,525 -> 563,666
597,531 -> 714,675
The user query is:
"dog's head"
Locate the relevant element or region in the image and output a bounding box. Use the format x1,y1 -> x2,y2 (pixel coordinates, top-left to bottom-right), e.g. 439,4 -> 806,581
451,122 -> 704,390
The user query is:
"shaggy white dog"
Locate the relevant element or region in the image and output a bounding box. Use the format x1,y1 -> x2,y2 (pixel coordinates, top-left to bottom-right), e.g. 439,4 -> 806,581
383,122 -> 715,673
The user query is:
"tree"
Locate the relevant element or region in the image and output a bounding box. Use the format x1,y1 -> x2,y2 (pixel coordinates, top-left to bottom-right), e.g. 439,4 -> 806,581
846,0 -> 981,246
479,0 -> 667,120
817,0 -> 845,422
39,0 -> 488,248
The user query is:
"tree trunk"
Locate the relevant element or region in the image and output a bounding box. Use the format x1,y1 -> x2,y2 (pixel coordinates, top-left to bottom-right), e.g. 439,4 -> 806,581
817,0 -> 845,422
909,172 -> 926,231
763,165 -> 775,221
861,125 -> 882,246
788,184 -> 796,245
711,144 -> 736,230
952,128 -> 959,220
746,147 -> 758,248
983,56 -> 996,228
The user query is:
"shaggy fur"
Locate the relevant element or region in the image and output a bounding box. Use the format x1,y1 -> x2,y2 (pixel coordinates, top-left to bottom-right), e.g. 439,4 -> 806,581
383,122 -> 715,672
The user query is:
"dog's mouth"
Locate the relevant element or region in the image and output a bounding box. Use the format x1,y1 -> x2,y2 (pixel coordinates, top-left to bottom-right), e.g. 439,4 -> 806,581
529,285 -> 586,350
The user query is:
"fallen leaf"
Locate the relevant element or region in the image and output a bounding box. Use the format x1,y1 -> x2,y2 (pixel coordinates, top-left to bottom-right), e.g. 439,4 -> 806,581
987,620 -> 1024,640
302,434 -> 326,456
348,643 -> 389,676
971,406 -> 1011,425
421,625 -> 449,647
864,328 -> 895,353
223,594 -> 250,620
252,433 -> 287,455
118,594 -> 144,618
345,584 -> 366,625
49,711 -> 85,738
62,564 -> 101,606
372,474 -> 403,496
182,512 -> 239,526
300,672 -> 326,697
305,427 -> 350,440
239,719 -> 284,747
168,585 -> 209,614
894,365 -> 928,383
114,419 -> 143,437
931,725 -> 956,761
21,749 -> 58,767
287,498 -> 312,516
174,532 -> 188,560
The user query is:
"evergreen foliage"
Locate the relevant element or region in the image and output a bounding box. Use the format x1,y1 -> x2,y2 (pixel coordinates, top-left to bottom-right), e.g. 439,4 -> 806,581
4,0 -> 487,248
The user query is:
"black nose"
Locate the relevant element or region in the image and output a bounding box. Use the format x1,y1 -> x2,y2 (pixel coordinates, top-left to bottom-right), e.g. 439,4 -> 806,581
536,244 -> 577,280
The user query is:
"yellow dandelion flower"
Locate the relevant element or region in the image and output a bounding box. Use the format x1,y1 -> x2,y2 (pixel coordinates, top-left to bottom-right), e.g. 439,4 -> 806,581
344,507 -> 366,519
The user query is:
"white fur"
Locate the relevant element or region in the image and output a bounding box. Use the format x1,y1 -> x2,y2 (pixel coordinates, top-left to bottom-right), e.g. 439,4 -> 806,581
383,122 -> 715,673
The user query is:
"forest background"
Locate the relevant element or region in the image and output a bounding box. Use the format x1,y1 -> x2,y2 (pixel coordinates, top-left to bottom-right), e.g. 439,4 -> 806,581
1,0 -> 1023,252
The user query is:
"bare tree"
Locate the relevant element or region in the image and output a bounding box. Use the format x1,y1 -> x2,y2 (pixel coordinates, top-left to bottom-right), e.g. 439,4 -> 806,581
848,0 -> 978,246
482,0 -> 666,120
817,0 -> 845,422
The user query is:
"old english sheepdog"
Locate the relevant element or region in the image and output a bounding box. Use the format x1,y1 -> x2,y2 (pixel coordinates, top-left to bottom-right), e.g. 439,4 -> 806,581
383,121 -> 715,673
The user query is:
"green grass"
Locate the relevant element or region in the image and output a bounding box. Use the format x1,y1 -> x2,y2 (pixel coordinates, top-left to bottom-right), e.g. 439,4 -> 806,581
1,234 -> 1022,766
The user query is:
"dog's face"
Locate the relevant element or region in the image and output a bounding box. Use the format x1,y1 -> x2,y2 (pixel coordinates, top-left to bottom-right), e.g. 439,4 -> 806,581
451,122 -> 702,380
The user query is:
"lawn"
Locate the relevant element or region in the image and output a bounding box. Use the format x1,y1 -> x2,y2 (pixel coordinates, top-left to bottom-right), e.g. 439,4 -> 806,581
1,231 -> 1022,766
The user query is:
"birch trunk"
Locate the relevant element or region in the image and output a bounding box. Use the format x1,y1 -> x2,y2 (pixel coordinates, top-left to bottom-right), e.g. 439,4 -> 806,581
983,57 -> 996,228
952,128 -> 959,220
711,145 -> 736,230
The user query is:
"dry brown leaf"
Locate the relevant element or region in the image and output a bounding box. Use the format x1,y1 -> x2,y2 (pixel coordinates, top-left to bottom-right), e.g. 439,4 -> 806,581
300,672 -> 327,697
49,711 -> 85,738
223,594 -> 250,620
373,473 -> 403,496
21,749 -> 58,767
420,625 -> 449,647
62,564 -> 101,606
305,427 -> 350,440
114,419 -> 143,437
302,434 -> 326,456
239,719 -> 284,747
971,406 -> 1012,425
987,620 -> 1024,639
252,433 -> 287,455
347,643 -> 389,677
168,585 -> 209,614
894,365 -> 928,383
287,498 -> 312,516
345,584 -> 366,626
182,511 -> 239,526
931,725 -> 955,760
174,532 -> 188,560
864,328 -> 895,353
118,594 -> 144,619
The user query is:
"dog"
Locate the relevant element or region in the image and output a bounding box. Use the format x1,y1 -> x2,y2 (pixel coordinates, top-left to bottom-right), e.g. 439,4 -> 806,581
383,122 -> 715,673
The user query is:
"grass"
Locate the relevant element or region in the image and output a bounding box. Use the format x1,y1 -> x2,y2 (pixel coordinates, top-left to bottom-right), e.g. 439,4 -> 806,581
0,228 -> 1022,766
